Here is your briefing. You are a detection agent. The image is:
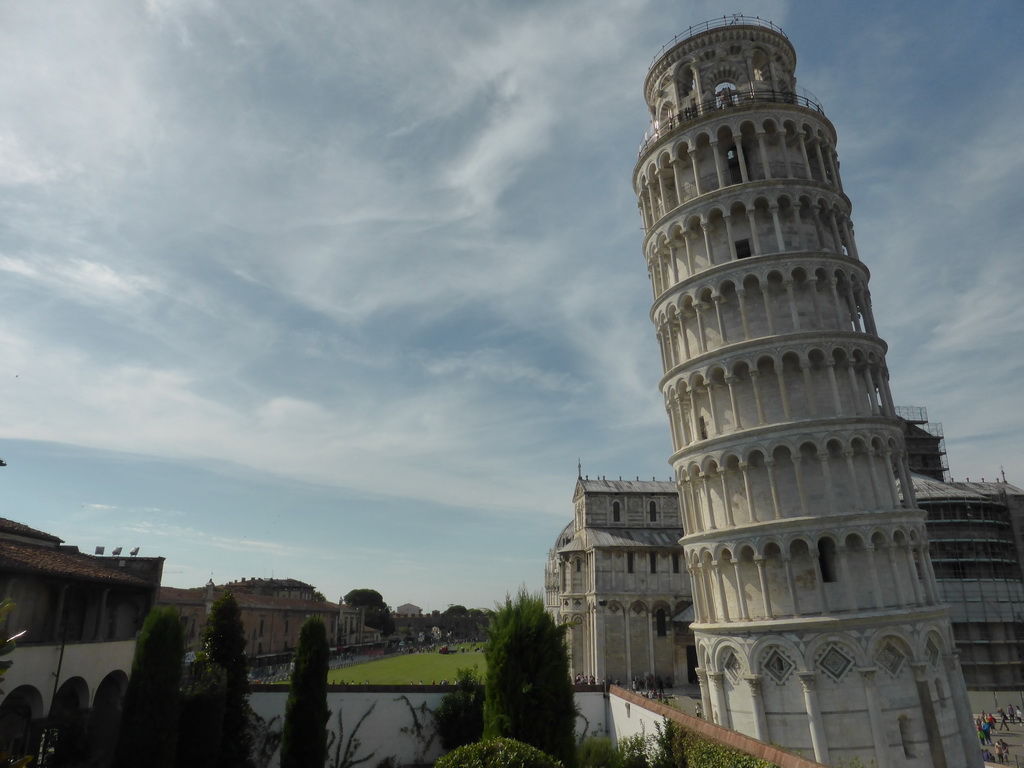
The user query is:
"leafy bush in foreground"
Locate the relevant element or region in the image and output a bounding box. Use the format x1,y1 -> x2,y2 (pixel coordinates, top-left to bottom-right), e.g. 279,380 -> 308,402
434,737 -> 564,768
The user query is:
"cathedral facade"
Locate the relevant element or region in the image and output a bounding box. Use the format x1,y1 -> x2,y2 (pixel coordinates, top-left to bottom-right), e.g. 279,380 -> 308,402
545,476 -> 695,688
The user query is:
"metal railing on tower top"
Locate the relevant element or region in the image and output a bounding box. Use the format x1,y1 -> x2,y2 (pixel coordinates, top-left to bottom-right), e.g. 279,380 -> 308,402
649,15 -> 788,65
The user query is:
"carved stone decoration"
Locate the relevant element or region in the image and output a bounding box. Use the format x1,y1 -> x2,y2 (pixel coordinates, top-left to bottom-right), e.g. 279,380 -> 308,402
762,646 -> 795,684
875,641 -> 906,677
818,644 -> 855,682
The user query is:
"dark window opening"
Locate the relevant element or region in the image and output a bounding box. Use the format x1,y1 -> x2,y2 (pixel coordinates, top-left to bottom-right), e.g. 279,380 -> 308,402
649,501 -> 657,522
656,609 -> 667,637
650,553 -> 657,573
726,146 -> 743,184
672,554 -> 680,574
613,501 -> 621,522
575,559 -> 582,573
736,238 -> 752,259
818,538 -> 838,582
699,416 -> 708,440
627,553 -> 634,574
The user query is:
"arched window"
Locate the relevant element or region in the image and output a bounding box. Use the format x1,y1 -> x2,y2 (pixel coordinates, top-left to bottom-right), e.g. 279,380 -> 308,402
575,559 -> 582,573
613,501 -> 621,522
656,609 -> 667,637
649,501 -> 658,522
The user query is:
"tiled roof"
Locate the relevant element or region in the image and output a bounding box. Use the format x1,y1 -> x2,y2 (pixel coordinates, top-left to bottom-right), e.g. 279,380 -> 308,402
907,474 -> 988,502
0,539 -> 155,587
576,478 -> 677,495
558,527 -> 685,552
954,480 -> 1024,498
0,518 -> 62,544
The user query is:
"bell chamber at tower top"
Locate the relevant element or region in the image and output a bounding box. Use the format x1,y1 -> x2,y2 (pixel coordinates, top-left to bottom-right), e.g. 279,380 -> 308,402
633,15 -> 848,259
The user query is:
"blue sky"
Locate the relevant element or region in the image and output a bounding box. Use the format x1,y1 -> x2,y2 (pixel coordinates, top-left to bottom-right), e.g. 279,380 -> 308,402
0,1 -> 1020,611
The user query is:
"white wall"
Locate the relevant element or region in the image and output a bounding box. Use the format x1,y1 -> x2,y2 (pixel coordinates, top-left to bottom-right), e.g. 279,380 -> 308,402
250,688 -> 610,767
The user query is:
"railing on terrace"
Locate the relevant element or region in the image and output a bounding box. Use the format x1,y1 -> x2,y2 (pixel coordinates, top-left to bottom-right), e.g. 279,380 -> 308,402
638,89 -> 825,157
650,15 -> 788,65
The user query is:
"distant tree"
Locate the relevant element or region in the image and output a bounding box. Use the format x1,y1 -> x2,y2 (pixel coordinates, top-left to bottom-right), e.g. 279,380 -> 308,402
204,592 -> 254,768
433,667 -> 484,750
113,606 -> 185,768
312,590 -> 327,602
484,590 -> 576,768
176,659 -> 227,768
343,589 -> 395,636
443,605 -> 468,616
280,617 -> 330,768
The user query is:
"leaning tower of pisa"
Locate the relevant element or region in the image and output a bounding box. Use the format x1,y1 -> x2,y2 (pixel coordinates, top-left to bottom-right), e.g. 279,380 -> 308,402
633,17 -> 979,768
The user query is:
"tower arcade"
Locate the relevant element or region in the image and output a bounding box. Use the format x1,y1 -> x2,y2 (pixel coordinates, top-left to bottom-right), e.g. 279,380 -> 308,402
633,17 -> 979,768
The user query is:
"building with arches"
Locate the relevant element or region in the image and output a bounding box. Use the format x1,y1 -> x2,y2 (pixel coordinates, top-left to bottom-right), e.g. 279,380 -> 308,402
632,16 -> 979,768
0,518 -> 163,765
545,475 -> 694,687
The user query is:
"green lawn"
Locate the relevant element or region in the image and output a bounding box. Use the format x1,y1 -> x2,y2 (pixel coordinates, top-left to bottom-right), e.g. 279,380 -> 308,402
327,645 -> 486,685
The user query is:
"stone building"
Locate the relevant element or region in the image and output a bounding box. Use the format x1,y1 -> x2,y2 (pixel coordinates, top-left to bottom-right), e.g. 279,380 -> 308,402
632,16 -> 978,767
545,475 -> 694,686
160,581 -> 361,666
0,518 -> 164,765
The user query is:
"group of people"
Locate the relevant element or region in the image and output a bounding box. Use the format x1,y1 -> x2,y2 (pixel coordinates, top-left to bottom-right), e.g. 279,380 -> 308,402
977,707 -> 1021,763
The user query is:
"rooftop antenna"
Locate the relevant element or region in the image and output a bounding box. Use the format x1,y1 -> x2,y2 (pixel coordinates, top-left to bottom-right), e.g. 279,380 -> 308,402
130,547 -> 140,556
94,546 -> 104,556
111,547 -> 122,556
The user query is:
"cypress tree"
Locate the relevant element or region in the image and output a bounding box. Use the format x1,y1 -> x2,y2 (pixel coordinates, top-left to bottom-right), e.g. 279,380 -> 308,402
203,592 -> 254,768
175,660 -> 227,768
483,590 -> 577,767
113,605 -> 185,768
280,616 -> 329,768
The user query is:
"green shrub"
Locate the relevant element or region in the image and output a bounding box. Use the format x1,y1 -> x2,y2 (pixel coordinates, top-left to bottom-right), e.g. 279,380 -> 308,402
615,733 -> 649,768
577,736 -> 617,768
484,591 -> 577,767
435,737 -> 564,768
433,668 -> 485,750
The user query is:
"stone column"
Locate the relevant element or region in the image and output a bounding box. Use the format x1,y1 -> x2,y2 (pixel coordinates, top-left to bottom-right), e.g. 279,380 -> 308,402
713,294 -> 728,344
710,140 -> 725,189
695,666 -> 713,722
756,132 -> 771,179
709,671 -> 730,727
736,288 -> 752,338
754,556 -> 773,618
734,139 -> 750,183
745,209 -> 763,255
701,221 -> 715,266
765,459 -> 782,519
732,560 -> 749,620
798,672 -> 831,765
749,371 -> 766,424
858,667 -> 892,768
725,376 -> 741,430
744,675 -> 769,741
760,283 -> 776,334
740,461 -> 757,522
770,204 -> 785,252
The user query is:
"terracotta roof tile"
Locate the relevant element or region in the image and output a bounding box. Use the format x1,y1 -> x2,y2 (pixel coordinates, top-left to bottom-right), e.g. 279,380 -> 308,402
0,518 -> 62,544
0,539 -> 155,587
